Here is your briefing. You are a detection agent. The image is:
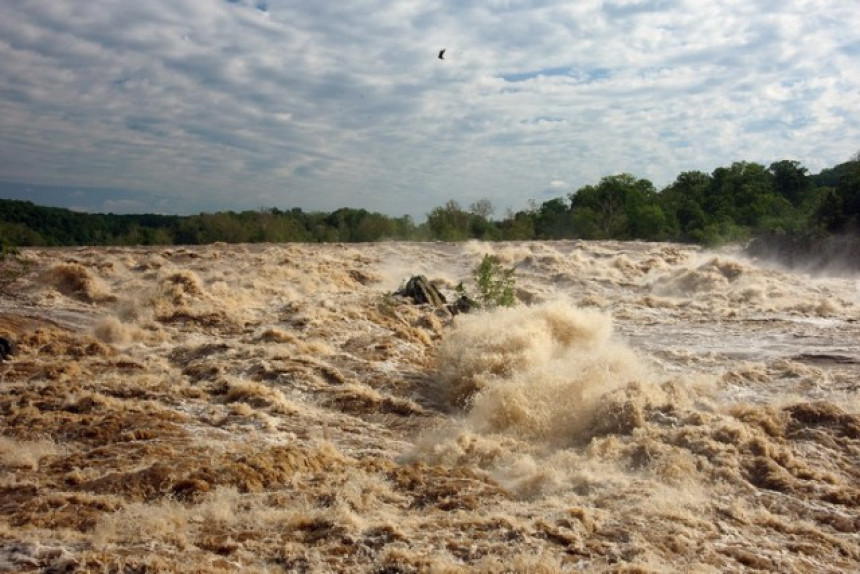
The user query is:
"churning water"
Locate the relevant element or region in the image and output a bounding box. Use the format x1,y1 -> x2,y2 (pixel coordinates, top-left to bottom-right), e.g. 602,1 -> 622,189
0,240 -> 857,572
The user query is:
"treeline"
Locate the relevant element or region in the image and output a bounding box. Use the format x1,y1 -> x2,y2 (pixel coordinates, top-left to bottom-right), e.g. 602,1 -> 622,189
0,203 -> 416,246
426,158 -> 859,244
2,157 -> 859,248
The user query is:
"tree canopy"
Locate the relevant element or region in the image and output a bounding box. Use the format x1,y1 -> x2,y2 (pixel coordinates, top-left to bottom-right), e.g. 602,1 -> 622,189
2,156 -> 858,247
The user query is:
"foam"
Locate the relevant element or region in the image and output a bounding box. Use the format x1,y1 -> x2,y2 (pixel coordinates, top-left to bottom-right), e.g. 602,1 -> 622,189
0,436 -> 61,471
437,300 -> 614,406
92,317 -> 136,346
43,263 -> 114,303
4,241 -> 859,572
410,299 -> 717,501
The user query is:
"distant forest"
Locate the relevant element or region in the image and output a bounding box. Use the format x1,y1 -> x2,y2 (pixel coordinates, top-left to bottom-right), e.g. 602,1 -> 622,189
2,157 -> 858,248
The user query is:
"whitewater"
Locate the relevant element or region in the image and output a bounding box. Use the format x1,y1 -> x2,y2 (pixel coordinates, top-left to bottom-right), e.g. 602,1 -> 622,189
0,240 -> 857,572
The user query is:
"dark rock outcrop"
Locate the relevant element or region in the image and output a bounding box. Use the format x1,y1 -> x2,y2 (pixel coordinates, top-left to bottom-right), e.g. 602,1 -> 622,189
395,276 -> 478,315
395,276 -> 447,307
0,336 -> 14,361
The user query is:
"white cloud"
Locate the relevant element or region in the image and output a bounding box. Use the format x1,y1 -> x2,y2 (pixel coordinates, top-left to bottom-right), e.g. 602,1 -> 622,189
0,0 -> 858,219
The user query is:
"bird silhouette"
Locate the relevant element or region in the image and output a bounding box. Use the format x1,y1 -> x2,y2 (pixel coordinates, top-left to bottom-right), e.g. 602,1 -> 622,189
438,49 -> 446,60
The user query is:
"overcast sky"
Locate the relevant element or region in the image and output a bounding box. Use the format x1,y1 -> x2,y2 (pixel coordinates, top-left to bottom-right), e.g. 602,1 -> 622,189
1,0 -> 858,220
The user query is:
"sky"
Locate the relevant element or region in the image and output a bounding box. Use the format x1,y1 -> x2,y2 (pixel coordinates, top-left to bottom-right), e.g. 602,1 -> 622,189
1,0 -> 859,221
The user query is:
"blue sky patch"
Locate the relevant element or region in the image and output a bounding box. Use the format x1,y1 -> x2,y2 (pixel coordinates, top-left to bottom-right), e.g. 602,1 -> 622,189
500,66 -> 571,83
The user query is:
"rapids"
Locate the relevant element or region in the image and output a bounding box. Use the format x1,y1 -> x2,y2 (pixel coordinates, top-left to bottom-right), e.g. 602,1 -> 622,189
0,241 -> 857,572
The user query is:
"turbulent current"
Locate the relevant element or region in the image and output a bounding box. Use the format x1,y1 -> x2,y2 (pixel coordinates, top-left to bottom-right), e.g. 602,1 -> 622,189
0,241 -> 857,572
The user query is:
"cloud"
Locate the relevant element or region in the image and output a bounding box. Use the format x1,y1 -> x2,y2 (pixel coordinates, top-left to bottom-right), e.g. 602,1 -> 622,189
0,0 -> 858,220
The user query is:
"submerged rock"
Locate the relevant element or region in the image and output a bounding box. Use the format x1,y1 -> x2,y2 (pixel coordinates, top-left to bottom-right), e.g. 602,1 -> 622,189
449,293 -> 479,315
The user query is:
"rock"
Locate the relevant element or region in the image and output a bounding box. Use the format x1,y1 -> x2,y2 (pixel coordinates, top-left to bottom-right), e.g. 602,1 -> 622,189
449,294 -> 479,315
395,276 -> 479,315
0,336 -> 14,361
395,276 -> 447,307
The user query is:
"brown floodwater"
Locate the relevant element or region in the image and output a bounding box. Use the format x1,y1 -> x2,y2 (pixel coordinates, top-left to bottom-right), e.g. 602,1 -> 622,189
0,240 -> 857,572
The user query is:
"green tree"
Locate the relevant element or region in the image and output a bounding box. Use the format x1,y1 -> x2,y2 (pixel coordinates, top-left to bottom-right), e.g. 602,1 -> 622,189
769,160 -> 810,206
354,212 -> 398,241
473,254 -> 516,308
569,206 -> 601,239
534,197 -> 572,238
707,162 -> 776,227
812,187 -> 846,232
838,155 -> 860,225
197,212 -> 251,243
628,203 -> 670,240
570,174 -> 659,239
469,199 -> 495,220
427,200 -> 471,241
0,221 -> 44,246
466,199 -> 500,240
659,171 -> 712,241
499,209 -> 535,240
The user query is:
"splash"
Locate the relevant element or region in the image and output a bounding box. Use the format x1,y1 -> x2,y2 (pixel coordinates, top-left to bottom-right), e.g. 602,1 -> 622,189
43,262 -> 114,304
437,301 -> 615,406
414,300 -> 708,499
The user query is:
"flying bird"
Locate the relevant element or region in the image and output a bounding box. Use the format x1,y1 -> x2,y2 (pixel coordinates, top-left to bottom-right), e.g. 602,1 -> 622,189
438,49 -> 446,60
